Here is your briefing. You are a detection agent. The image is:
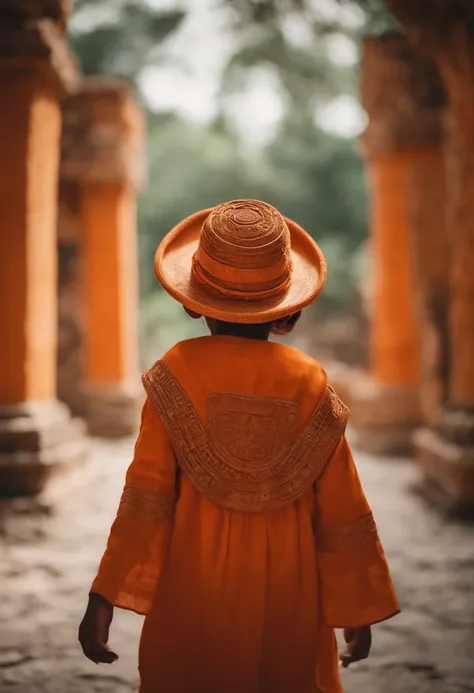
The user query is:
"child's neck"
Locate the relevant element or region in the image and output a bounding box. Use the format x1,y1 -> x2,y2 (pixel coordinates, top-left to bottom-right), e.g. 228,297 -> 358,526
213,324 -> 270,341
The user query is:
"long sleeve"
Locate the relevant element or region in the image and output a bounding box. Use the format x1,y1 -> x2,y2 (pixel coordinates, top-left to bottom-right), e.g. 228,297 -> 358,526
90,397 -> 177,615
314,436 -> 400,629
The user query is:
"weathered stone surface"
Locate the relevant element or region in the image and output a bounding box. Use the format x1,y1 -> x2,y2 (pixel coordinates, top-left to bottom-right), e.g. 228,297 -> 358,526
440,407 -> 474,446
0,401 -> 88,497
0,409 -> 83,453
57,239 -> 85,416
84,383 -> 144,438
0,19 -> 78,94
350,377 -> 420,428
337,371 -> 421,456
351,423 -> 419,458
0,0 -> 71,26
58,180 -> 82,242
0,439 -> 473,692
359,32 -> 445,157
61,78 -> 147,189
415,427 -> 474,516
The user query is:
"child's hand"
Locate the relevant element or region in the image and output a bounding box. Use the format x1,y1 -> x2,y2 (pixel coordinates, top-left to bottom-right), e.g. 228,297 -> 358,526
340,626 -> 372,668
78,593 -> 119,664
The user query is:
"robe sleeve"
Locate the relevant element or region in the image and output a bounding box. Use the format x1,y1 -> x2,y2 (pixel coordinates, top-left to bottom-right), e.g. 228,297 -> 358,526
314,436 -> 400,629
90,397 -> 177,615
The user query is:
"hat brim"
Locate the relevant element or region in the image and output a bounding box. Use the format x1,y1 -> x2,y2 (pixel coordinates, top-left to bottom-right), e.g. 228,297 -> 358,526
154,208 -> 327,324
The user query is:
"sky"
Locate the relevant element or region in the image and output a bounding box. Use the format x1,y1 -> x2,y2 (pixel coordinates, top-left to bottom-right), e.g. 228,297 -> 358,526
139,0 -> 367,144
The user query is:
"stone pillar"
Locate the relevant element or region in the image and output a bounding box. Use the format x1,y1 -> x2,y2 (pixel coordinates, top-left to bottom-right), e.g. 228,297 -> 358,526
415,23 -> 474,515
407,149 -> 449,427
347,33 -> 445,455
57,179 -> 85,416
61,79 -> 146,437
0,2 -> 87,496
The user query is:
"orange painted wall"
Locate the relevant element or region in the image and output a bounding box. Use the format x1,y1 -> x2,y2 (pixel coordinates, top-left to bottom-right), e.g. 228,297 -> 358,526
0,67 -> 60,405
368,152 -> 420,387
81,182 -> 139,385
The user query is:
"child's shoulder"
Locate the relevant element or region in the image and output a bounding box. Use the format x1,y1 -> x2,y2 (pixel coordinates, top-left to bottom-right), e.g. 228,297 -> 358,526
144,338 -> 329,414
272,342 -> 328,399
158,336 -> 218,366
148,337 -> 327,396
162,336 -> 324,370
275,341 -> 326,373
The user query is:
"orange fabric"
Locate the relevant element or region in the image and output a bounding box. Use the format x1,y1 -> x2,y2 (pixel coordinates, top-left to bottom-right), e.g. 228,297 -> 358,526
315,437 -> 399,628
91,336 -> 399,693
90,400 -> 176,614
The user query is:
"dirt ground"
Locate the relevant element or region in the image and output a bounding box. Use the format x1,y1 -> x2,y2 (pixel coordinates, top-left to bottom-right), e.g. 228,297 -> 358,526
1,435 -> 473,693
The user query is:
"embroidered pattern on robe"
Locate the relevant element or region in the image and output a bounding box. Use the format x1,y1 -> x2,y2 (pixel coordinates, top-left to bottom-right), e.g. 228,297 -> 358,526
315,512 -> 379,553
206,392 -> 299,468
117,484 -> 175,526
142,360 -> 349,513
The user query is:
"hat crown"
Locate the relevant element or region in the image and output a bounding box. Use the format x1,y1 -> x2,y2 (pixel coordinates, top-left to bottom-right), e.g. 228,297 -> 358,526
193,200 -> 292,302
200,200 -> 290,270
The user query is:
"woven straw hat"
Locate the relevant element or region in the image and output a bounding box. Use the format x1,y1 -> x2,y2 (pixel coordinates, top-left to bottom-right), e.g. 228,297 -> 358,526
154,199 -> 326,324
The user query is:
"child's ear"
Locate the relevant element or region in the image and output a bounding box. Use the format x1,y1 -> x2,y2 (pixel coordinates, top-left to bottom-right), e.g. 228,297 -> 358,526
271,311 -> 302,335
184,307 -> 202,320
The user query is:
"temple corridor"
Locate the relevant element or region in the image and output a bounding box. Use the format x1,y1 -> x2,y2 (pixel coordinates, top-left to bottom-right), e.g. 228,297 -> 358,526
1,436 -> 473,693
1,3 -> 474,692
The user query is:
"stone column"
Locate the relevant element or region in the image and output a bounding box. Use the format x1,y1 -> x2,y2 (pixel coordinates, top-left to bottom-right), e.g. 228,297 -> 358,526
415,23 -> 474,515
0,2 -> 87,496
407,149 -> 449,427
57,179 -> 85,416
61,79 -> 146,437
347,33 -> 445,455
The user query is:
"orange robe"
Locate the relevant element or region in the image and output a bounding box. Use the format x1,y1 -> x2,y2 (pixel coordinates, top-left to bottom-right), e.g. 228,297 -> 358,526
91,335 -> 399,693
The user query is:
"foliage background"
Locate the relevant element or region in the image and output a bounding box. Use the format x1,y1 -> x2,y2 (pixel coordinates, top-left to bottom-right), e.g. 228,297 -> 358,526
68,0 -> 395,362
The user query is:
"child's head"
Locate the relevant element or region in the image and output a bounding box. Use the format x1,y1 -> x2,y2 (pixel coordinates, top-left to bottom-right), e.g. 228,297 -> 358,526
184,307 -> 302,340
154,200 -> 326,326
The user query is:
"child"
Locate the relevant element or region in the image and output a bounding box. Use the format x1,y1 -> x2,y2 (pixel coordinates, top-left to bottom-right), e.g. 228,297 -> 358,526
79,200 -> 399,692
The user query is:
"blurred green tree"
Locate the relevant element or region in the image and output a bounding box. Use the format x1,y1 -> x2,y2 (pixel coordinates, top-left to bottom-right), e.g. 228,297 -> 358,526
220,1 -> 398,101
68,0 -> 185,80
354,0 -> 399,32
221,0 -> 357,121
226,0 -> 397,33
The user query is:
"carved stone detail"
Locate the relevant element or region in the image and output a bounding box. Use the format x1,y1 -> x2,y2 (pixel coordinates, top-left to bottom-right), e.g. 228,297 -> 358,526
359,32 -> 445,157
0,400 -> 88,497
0,19 -> 78,94
84,382 -> 144,438
343,370 -> 421,456
415,427 -> 474,517
61,79 -> 147,189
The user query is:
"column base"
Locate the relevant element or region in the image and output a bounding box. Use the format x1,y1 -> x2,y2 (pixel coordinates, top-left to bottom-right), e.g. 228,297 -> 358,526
0,400 -> 88,497
340,370 -> 421,456
414,411 -> 474,518
84,382 -> 144,438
